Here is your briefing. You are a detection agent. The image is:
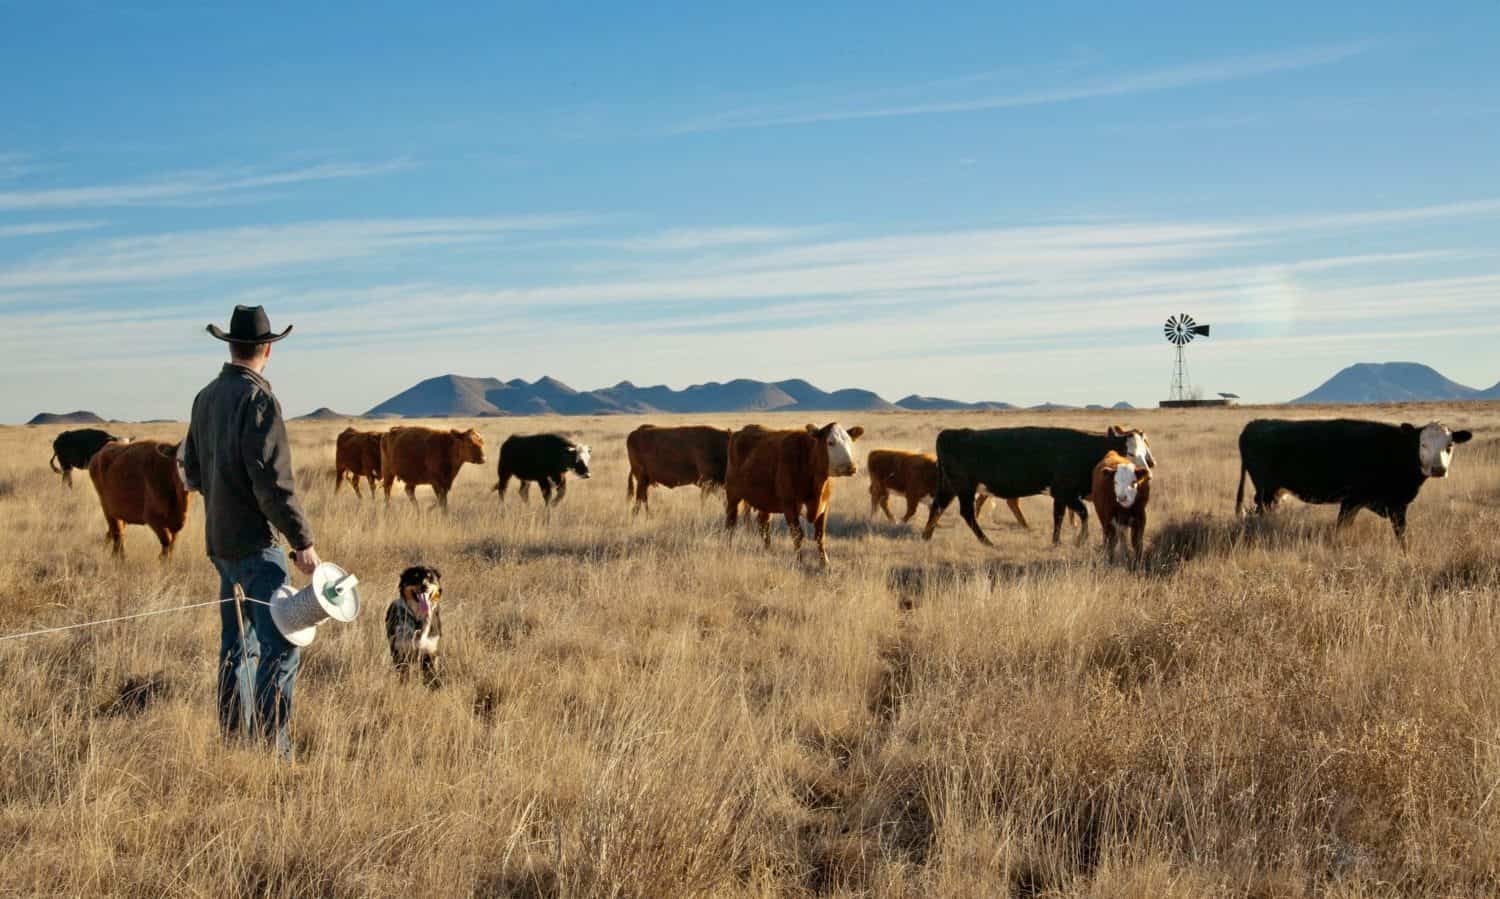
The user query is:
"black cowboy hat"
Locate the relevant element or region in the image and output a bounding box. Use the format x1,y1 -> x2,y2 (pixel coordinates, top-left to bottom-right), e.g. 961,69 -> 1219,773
206,305 -> 293,344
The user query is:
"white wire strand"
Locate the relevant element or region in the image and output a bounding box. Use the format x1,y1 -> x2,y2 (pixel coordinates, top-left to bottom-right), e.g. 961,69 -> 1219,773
0,596 -> 272,643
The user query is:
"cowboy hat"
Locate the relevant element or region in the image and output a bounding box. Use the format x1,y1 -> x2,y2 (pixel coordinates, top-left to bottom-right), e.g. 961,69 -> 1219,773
206,305 -> 293,344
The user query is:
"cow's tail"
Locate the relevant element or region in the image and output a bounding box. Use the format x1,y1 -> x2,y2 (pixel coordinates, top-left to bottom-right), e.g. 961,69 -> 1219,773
1235,458 -> 1248,517
49,454 -> 62,474
626,469 -> 635,501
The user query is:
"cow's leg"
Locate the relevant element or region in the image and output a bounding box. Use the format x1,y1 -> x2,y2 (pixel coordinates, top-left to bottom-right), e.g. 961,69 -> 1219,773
783,504 -> 805,553
436,487 -> 450,514
633,473 -> 651,515
1006,498 -> 1028,529
901,491 -> 920,523
496,471 -> 511,505
1101,519 -> 1117,562
538,480 -> 553,505
105,517 -> 125,557
724,489 -> 741,530
552,475 -> 567,505
350,473 -> 364,498
1335,500 -> 1361,532
923,483 -> 957,540
1131,512 -> 1146,568
367,474 -> 378,497
1051,497 -> 1067,545
63,468 -> 74,488
517,480 -> 530,503
868,483 -> 886,520
1389,506 -> 1409,550
150,524 -> 175,560
335,468 -> 345,494
405,484 -> 418,507
957,491 -> 993,547
382,475 -> 395,505
1071,498 -> 1090,546
756,510 -> 771,546
813,510 -> 829,566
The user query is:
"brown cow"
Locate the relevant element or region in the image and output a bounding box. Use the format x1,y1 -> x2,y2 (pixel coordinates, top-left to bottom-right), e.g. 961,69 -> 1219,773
724,423 -> 864,566
88,439 -> 191,558
335,427 -> 385,497
866,448 -> 1029,527
626,424 -> 731,514
379,426 -> 486,512
1091,451 -> 1151,566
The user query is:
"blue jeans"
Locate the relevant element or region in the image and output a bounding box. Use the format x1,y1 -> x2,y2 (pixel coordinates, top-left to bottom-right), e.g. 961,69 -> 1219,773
213,546 -> 300,758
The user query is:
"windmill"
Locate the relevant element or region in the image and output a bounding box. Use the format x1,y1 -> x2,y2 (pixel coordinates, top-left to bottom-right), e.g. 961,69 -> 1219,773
1163,314 -> 1211,402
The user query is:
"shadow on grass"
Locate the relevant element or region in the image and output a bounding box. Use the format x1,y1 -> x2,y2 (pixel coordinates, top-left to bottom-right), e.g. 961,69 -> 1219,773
462,535 -> 662,565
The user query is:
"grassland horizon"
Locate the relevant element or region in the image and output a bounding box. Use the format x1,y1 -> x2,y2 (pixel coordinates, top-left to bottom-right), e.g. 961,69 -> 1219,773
1,403 -> 1497,897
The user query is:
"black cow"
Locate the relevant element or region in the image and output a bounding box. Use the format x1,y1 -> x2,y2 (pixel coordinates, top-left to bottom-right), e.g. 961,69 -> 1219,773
923,426 -> 1155,547
1236,418 -> 1472,545
493,434 -> 593,506
50,428 -> 122,487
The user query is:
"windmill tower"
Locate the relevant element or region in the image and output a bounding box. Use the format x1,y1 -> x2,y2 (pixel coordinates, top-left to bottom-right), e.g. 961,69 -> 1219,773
1163,314 -> 1211,402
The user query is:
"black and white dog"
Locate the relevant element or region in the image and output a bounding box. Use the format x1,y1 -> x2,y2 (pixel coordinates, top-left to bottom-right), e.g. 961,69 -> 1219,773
385,565 -> 442,685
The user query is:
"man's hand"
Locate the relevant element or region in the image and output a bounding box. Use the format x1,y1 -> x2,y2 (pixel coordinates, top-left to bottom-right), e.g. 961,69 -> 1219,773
291,545 -> 322,576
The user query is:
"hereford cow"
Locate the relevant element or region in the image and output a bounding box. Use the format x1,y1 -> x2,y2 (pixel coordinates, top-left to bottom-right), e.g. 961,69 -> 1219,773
494,433 -> 592,506
50,427 -> 122,487
1236,418 -> 1472,545
724,423 -> 864,566
87,439 -> 191,558
626,424 -> 730,514
866,448 -> 1029,527
334,427 -> 385,497
1091,451 -> 1152,566
923,425 -> 1155,547
380,426 -> 486,512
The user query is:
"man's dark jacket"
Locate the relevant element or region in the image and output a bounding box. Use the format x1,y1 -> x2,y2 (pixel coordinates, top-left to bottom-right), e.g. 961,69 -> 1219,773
182,364 -> 314,560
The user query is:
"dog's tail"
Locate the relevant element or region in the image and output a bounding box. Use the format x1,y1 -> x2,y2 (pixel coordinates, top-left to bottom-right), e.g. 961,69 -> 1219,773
49,454 -> 62,474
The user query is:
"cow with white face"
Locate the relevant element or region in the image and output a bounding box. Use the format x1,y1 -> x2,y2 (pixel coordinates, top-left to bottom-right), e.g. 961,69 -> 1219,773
1117,428 -> 1156,470
1091,450 -> 1152,566
724,422 -> 865,566
494,433 -> 591,508
1236,417 -> 1474,546
819,423 -> 860,477
1417,421 -> 1470,478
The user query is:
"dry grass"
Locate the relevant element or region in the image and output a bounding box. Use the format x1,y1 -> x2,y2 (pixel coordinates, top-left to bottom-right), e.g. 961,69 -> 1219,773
1,403 -> 1498,897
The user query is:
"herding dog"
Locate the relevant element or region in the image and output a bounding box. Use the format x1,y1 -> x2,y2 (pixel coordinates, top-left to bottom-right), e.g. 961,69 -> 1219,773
385,565 -> 443,686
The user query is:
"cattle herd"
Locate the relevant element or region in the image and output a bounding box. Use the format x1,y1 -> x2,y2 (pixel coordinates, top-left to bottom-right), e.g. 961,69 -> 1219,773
51,414 -> 1475,567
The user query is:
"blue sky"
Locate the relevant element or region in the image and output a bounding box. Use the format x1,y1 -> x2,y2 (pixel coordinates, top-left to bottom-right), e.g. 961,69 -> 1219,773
3,2 -> 1498,421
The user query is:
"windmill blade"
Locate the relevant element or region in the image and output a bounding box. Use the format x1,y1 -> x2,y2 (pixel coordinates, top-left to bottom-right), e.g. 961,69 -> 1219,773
1179,313 -> 1195,330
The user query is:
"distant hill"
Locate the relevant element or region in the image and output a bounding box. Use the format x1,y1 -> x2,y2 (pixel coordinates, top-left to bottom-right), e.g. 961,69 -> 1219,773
28,411 -> 106,426
368,375 -> 930,418
895,394 -> 1014,411
296,407 -> 356,421
1293,362 -> 1487,404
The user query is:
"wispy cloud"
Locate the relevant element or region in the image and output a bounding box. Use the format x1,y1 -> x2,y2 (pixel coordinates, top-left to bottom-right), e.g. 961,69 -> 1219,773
668,41 -> 1378,133
0,220 -> 108,239
0,159 -> 410,211
578,226 -> 828,252
0,214 -> 598,291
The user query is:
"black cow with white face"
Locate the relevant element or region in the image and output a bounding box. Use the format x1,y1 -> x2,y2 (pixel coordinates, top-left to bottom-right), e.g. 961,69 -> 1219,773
50,428 -> 122,486
493,433 -> 592,507
1236,418 -> 1473,545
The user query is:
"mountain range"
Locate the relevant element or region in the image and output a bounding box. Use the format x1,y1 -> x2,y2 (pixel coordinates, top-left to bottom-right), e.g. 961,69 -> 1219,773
1292,362 -> 1500,404
364,375 -> 1035,418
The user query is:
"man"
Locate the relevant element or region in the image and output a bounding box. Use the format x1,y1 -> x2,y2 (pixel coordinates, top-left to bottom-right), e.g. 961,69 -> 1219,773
180,305 -> 321,758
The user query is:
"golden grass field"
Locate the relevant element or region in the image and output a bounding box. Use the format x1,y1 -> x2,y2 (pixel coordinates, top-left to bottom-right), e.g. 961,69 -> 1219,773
1,403 -> 1498,897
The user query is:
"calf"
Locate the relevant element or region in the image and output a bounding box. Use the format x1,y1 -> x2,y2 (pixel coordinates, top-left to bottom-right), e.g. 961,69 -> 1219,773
50,427 -> 122,487
334,427 -> 384,497
380,427 -> 487,512
626,424 -> 730,514
1236,418 -> 1472,546
923,425 -> 1154,547
87,439 -> 191,558
866,448 -> 1028,527
1091,451 -> 1151,566
724,422 -> 864,566
494,433 -> 592,506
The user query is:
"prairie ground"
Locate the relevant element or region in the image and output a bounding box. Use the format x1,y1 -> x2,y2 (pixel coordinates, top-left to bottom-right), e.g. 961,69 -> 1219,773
1,403 -> 1498,897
